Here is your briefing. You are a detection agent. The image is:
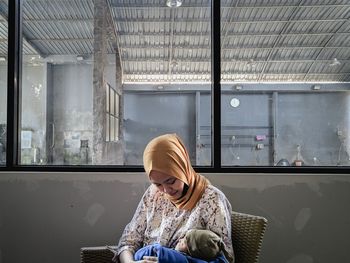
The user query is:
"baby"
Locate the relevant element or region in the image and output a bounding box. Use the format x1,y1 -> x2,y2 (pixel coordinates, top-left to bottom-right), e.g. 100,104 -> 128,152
134,229 -> 234,263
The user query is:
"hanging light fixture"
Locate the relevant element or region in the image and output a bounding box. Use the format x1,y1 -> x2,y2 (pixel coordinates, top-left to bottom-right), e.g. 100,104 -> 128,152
166,0 -> 182,8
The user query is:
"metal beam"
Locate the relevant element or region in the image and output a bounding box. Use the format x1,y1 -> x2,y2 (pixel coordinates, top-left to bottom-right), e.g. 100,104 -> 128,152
112,18 -> 347,23
116,44 -> 350,50
104,31 -> 350,37
109,2 -> 350,9
122,58 -> 350,63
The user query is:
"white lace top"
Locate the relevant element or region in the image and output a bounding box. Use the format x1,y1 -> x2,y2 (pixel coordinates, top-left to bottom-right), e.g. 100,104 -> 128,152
116,184 -> 234,260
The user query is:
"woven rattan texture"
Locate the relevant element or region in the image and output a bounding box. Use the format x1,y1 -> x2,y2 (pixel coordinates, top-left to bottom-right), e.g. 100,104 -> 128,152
80,247 -> 115,263
231,212 -> 268,263
80,211 -> 268,263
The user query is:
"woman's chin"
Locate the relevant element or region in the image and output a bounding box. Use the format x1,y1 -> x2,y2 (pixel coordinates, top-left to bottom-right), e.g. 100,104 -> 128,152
167,191 -> 179,198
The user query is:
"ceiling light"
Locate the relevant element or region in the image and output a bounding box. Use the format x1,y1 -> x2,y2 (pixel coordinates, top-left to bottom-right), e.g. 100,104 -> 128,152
330,58 -> 341,67
77,55 -> 84,61
312,85 -> 321,90
0,57 -> 6,61
166,0 -> 182,8
234,85 -> 243,90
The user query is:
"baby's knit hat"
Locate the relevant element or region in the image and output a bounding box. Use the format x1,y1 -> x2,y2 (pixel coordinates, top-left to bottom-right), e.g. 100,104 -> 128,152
185,229 -> 233,262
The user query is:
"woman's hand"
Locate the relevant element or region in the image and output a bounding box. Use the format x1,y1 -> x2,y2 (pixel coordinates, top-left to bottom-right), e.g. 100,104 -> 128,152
138,256 -> 158,262
127,256 -> 158,263
119,250 -> 158,263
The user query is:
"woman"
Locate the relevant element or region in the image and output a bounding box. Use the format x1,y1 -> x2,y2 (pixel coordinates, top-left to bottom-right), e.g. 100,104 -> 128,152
115,134 -> 234,263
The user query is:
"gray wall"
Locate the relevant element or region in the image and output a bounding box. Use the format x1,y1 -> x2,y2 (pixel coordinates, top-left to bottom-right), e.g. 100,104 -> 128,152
0,64 -> 6,124
121,87 -> 350,166
50,64 -> 93,164
49,63 -> 119,165
276,92 -> 349,165
0,172 -> 349,263
124,93 -> 196,164
21,64 -> 47,163
0,65 -> 7,163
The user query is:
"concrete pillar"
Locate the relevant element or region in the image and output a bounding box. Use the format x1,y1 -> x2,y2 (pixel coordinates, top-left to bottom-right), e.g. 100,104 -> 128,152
93,0 -> 123,164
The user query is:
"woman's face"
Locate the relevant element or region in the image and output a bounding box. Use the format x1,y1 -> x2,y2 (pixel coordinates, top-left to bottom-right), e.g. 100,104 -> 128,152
149,170 -> 185,199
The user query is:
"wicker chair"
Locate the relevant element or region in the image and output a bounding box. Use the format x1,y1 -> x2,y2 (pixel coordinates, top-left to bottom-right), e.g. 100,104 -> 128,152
231,212 -> 268,263
81,211 -> 268,263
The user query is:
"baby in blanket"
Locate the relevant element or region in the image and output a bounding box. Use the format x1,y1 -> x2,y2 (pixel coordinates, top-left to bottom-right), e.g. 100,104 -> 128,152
134,229 -> 234,263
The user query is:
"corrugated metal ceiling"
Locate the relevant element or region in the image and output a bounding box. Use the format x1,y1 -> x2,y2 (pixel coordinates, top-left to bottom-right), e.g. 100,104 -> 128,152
0,0 -> 349,83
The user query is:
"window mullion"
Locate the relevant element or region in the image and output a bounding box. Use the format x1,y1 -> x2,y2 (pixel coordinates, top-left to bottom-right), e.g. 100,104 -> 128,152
6,0 -> 22,168
212,0 -> 221,169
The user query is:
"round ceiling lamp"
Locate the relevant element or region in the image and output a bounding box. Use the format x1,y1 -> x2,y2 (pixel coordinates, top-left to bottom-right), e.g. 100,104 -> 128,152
166,0 -> 182,8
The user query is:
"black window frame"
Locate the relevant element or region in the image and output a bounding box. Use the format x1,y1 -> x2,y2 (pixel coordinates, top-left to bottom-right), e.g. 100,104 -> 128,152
1,0 -> 349,174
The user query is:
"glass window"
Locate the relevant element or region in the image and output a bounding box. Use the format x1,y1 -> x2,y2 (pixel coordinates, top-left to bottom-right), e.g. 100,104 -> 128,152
106,83 -> 119,143
19,0 -> 212,166
0,0 -> 8,166
122,1 -> 212,166
20,0 -> 119,165
10,0 -> 349,170
220,1 -> 350,167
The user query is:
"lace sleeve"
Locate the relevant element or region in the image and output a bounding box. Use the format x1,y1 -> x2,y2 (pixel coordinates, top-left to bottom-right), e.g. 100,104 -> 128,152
205,188 -> 234,262
115,186 -> 152,256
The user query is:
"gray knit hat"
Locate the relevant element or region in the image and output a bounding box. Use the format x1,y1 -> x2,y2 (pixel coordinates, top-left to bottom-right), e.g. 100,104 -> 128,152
185,229 -> 233,262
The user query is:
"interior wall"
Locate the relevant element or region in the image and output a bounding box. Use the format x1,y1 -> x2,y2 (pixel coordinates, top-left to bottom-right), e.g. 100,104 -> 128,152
0,172 -> 349,263
0,65 -> 6,123
122,88 -> 350,166
50,64 -> 93,164
123,93 -> 196,164
49,62 -> 121,165
21,64 -> 47,164
0,65 -> 7,164
276,92 -> 349,165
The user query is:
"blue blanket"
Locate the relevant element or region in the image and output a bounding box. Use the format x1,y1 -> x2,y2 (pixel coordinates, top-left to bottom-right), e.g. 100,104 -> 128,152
134,243 -> 229,263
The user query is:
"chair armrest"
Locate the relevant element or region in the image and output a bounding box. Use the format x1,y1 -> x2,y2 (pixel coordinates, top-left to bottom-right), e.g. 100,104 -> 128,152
80,246 -> 116,263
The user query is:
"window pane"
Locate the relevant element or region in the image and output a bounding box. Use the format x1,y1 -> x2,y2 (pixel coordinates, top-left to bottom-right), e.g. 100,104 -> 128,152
221,1 -> 350,167
106,84 -> 109,113
20,0 -> 212,166
0,0 -> 7,166
20,0 -> 121,165
123,2 -> 212,165
110,87 -> 115,116
115,117 -> 119,141
115,92 -> 119,116
110,116 -> 115,142
106,113 -> 110,142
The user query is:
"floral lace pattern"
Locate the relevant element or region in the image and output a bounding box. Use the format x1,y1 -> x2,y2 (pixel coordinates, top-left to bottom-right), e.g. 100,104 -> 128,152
116,184 -> 233,261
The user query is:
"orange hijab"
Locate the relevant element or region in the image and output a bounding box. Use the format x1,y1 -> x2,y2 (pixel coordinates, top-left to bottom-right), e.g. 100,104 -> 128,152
143,134 -> 209,211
